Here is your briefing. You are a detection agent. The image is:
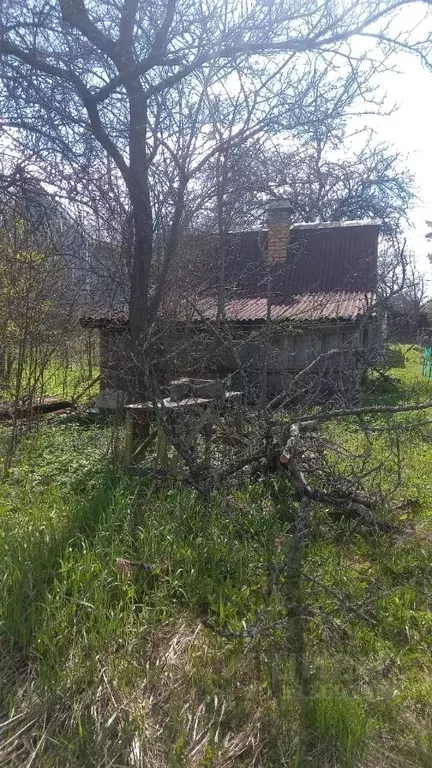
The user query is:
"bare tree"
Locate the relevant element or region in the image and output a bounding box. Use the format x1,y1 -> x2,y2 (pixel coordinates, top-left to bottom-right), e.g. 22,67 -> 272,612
0,0 -> 428,602
194,124 -> 415,237
0,0 -> 430,356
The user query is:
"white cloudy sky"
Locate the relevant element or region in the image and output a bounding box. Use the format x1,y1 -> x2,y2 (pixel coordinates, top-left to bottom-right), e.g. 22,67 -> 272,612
361,6 -> 432,289
377,55 -> 432,281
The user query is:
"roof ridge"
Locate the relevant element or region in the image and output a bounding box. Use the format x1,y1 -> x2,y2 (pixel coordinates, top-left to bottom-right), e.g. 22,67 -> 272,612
290,219 -> 382,230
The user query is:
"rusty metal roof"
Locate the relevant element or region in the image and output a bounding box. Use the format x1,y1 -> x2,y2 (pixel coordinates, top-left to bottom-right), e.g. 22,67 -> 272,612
80,307 -> 128,329
81,291 -> 374,329
80,220 -> 380,328
290,219 -> 381,230
194,292 -> 374,323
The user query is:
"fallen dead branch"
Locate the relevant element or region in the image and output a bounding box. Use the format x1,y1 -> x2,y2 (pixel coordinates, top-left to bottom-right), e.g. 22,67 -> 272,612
280,423 -> 395,532
72,374 -> 101,405
299,397 -> 432,426
0,396 -> 73,421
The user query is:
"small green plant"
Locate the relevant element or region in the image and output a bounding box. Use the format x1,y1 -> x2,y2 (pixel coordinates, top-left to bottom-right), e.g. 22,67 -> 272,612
305,687 -> 370,766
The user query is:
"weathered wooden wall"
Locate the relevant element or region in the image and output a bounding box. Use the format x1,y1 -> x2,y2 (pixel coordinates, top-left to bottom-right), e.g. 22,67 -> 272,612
100,329 -> 131,391
99,318 -> 375,399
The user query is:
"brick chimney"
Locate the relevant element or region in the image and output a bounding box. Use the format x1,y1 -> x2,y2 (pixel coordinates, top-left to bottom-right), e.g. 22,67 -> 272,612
267,199 -> 293,263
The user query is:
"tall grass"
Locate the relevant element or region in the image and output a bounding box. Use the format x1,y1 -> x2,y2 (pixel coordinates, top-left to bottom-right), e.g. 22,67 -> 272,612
1,348 -> 432,765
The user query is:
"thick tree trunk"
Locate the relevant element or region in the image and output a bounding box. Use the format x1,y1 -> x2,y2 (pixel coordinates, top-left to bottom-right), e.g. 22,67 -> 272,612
129,199 -> 152,348
126,81 -> 154,397
127,82 -> 152,336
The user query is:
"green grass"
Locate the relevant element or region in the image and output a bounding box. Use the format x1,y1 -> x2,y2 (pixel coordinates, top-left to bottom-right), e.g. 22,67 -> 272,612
0,338 -> 100,402
1,346 -> 432,766
27,359 -> 100,400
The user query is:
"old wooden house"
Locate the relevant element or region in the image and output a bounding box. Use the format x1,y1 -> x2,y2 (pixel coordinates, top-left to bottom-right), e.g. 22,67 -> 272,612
81,202 -> 383,399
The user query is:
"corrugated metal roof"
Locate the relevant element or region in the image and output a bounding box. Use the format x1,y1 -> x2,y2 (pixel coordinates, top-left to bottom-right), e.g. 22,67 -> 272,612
195,292 -> 373,323
185,220 -> 379,300
283,223 -> 379,295
80,291 -> 373,329
80,220 -> 380,328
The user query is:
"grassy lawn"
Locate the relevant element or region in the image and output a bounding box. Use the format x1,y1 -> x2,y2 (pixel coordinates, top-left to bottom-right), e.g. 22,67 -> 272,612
0,336 -> 100,403
1,347 -> 432,766
25,360 -> 101,401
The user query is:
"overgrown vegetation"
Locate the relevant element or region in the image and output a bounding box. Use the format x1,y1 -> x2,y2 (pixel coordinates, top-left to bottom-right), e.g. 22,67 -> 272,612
0,334 -> 100,403
1,347 -> 432,766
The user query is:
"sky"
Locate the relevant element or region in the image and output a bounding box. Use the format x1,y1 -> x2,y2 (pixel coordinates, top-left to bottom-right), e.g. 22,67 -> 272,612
376,54 -> 432,285
360,5 -> 432,290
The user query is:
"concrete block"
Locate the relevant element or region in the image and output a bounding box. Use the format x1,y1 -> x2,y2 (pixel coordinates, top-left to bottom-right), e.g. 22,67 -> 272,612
94,388 -> 128,411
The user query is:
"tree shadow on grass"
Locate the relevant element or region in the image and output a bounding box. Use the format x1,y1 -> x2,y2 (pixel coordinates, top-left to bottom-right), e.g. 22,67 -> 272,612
0,465 -> 126,700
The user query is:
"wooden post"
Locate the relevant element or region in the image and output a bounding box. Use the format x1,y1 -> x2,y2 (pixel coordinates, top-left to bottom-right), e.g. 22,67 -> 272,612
125,408 -> 135,465
203,420 -> 213,469
125,408 -> 151,465
156,425 -> 169,471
